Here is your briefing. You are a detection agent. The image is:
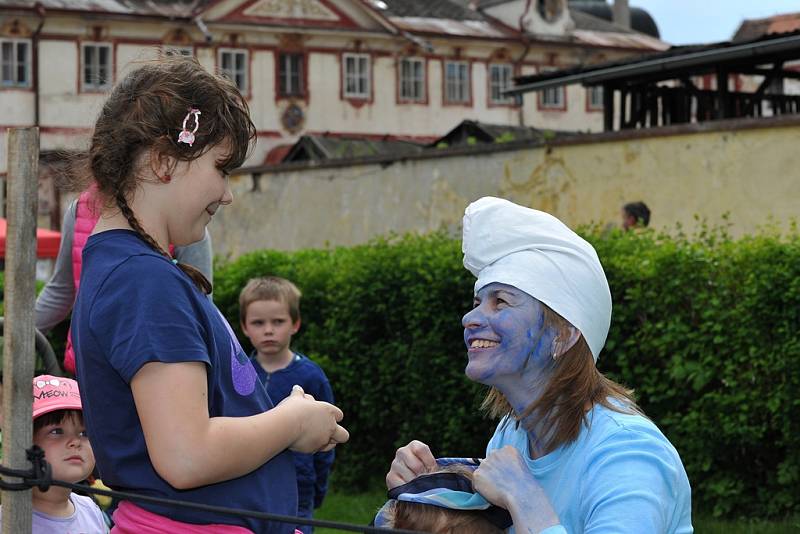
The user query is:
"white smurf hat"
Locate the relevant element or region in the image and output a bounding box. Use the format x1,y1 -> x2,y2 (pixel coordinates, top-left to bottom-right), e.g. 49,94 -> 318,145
462,197 -> 612,361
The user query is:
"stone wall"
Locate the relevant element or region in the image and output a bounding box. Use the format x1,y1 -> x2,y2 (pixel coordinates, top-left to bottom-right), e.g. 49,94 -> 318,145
207,116 -> 800,257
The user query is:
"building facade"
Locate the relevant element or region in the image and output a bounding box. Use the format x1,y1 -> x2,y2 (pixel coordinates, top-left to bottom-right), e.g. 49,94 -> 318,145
1,0 -> 666,220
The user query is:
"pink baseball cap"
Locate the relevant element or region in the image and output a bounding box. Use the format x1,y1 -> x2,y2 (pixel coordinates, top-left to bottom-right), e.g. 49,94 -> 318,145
32,375 -> 83,419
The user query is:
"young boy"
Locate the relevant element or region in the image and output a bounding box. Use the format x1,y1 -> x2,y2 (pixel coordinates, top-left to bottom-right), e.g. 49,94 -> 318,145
240,276 -> 336,534
0,375 -> 107,533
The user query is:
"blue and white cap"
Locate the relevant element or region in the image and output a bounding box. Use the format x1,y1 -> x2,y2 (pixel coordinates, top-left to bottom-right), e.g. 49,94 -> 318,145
373,458 -> 512,530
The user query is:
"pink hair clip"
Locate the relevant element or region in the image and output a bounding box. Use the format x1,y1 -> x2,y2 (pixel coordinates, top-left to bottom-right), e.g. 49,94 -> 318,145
178,108 -> 201,146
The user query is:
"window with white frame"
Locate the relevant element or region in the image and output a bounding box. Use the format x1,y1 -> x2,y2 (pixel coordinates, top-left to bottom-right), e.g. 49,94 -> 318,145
541,84 -> 565,109
1,38 -> 31,88
219,48 -> 248,93
444,60 -> 470,103
588,86 -> 603,110
489,63 -> 514,104
399,57 -> 425,102
82,43 -> 112,91
343,53 -> 370,99
278,52 -> 305,97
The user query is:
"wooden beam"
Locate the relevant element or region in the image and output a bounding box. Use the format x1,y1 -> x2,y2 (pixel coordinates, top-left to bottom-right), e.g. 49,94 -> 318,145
716,69 -> 729,119
1,127 -> 39,534
736,66 -> 800,80
745,61 -> 784,116
603,85 -> 615,131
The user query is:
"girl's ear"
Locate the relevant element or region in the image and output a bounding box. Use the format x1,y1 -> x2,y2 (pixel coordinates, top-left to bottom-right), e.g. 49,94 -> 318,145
552,325 -> 581,360
148,146 -> 174,183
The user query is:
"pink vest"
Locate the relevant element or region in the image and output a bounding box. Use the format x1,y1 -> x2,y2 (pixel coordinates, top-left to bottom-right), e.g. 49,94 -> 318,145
65,186 -> 176,375
63,187 -> 101,374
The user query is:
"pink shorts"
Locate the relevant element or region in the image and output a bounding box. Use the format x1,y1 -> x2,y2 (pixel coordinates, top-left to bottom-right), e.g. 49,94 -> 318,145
112,500 -> 301,533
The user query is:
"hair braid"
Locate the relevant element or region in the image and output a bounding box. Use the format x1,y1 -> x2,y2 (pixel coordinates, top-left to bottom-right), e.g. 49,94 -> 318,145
73,57 -> 254,296
114,187 -> 212,295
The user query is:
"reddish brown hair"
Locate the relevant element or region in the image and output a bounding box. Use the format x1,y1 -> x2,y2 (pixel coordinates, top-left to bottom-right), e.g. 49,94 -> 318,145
66,56 -> 256,293
482,304 -> 642,455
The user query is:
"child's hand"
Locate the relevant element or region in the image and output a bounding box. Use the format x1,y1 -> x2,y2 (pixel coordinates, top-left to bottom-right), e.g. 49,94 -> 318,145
283,385 -> 349,454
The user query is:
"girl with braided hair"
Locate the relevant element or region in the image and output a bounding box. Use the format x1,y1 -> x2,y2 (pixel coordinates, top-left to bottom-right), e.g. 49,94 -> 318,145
69,57 -> 348,533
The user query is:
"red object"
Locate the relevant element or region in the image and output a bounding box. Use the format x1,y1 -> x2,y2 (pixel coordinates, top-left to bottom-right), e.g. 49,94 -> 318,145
264,144 -> 293,165
0,217 -> 62,259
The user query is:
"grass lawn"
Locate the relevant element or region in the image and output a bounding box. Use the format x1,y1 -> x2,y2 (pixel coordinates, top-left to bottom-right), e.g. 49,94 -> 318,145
315,487 -> 386,533
314,488 -> 800,534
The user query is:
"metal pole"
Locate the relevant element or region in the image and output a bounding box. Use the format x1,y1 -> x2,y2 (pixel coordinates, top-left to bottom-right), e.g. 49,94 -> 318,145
2,127 -> 39,534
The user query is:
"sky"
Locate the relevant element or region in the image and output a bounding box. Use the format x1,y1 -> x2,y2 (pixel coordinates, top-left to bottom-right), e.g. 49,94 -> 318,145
631,0 -> 800,44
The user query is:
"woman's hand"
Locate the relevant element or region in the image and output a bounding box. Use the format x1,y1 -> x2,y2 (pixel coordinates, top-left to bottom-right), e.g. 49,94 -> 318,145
474,446 -> 560,532
385,440 -> 437,489
282,386 -> 349,454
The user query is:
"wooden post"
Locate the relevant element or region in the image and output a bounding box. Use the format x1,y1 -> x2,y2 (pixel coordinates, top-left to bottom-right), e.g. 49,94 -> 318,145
2,127 -> 39,534
602,84 -> 614,131
716,69 -> 729,120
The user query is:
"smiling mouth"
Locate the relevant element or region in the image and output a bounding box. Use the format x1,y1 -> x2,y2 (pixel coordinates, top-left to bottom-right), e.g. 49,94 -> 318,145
470,339 -> 499,349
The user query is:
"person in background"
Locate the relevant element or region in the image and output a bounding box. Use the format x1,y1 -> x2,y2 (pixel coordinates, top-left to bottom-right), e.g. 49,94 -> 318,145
34,185 -> 213,376
0,375 -> 107,533
621,201 -> 651,231
240,276 -> 336,534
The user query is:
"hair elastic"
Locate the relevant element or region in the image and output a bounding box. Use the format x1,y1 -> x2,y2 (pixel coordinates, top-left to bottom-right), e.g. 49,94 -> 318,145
178,108 -> 201,146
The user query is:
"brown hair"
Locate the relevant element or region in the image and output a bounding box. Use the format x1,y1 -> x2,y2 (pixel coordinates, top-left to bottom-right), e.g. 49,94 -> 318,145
481,304 -> 642,455
66,56 -> 256,293
239,276 -> 302,324
386,465 -> 503,534
33,409 -> 84,433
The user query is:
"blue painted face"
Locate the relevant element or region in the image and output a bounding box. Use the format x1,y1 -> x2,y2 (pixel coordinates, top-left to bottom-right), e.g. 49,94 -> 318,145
462,282 -> 557,387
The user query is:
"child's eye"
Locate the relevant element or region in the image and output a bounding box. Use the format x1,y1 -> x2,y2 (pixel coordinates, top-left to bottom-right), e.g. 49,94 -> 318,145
48,427 -> 64,436
79,430 -> 89,438
496,297 -> 508,307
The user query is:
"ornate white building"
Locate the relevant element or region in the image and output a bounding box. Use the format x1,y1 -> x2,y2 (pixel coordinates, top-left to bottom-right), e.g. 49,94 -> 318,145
0,0 -> 666,192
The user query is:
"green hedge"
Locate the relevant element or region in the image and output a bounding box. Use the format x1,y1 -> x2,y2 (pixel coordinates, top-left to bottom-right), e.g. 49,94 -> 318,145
213,234 -> 494,489
214,226 -> 800,519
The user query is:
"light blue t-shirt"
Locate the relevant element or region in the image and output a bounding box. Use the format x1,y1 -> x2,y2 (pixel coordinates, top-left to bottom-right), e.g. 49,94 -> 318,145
487,403 -> 693,534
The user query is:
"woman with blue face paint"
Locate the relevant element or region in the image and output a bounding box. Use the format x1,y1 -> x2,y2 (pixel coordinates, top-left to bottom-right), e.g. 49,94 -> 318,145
386,197 -> 693,534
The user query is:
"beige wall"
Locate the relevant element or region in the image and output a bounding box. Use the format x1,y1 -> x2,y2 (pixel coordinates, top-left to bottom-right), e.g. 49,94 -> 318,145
210,119 -> 800,258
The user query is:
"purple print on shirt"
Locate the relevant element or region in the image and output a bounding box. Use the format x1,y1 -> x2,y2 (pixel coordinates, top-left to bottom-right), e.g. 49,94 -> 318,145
215,309 -> 257,396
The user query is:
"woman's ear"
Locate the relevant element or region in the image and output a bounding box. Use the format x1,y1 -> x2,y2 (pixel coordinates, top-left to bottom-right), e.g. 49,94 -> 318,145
552,325 -> 581,360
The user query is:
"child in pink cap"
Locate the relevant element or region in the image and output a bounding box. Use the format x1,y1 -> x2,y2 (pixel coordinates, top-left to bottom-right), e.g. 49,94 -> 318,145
0,375 -> 107,533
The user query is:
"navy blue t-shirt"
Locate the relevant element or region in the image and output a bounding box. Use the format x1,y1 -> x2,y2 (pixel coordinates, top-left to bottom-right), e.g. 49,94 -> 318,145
72,230 -> 297,533
250,353 -> 335,509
